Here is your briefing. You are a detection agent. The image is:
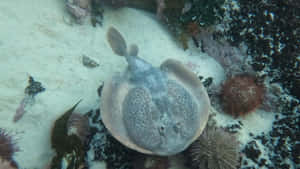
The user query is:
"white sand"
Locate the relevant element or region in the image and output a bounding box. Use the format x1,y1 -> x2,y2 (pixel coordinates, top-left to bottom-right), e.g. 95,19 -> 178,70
214,109 -> 275,145
0,0 -> 223,168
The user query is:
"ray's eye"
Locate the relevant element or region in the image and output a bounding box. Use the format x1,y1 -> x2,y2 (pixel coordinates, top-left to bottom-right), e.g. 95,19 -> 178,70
158,126 -> 165,135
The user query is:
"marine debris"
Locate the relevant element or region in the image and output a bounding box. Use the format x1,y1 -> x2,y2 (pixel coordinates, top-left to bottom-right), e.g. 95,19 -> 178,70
13,76 -> 45,122
101,27 -> 210,155
0,128 -> 19,169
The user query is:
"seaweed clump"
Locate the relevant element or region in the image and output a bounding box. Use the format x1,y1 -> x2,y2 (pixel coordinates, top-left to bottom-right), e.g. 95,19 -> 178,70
50,101 -> 89,169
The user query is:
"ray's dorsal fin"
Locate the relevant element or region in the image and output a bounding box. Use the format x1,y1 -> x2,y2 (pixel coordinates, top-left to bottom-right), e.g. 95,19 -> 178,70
107,27 -> 128,57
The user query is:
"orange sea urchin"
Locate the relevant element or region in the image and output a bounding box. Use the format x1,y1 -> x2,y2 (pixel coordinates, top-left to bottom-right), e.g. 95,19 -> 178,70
221,74 -> 264,117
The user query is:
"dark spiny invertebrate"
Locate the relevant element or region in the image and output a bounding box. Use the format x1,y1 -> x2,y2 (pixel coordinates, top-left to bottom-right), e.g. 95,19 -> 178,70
186,126 -> 240,169
0,128 -> 19,169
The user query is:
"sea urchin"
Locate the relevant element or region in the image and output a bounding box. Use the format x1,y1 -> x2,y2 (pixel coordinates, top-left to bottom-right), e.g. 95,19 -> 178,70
0,128 -> 19,169
221,74 -> 264,117
186,126 -> 239,169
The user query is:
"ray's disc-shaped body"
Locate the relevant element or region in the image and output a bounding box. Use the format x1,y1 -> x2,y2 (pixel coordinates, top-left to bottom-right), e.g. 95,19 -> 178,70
101,27 -> 210,156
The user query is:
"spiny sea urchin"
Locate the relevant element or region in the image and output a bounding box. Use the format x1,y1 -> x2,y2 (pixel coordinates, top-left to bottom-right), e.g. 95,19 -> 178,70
0,128 -> 19,169
221,74 -> 264,117
186,126 -> 239,169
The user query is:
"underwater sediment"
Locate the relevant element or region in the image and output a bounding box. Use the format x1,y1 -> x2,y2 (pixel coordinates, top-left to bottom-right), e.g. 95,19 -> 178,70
0,0 -> 299,169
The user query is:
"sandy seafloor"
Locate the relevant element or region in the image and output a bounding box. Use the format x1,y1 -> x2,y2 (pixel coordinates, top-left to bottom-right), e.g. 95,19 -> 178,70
0,0 -> 280,169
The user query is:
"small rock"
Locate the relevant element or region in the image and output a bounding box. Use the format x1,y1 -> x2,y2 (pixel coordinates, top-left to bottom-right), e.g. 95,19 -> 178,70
82,55 -> 99,68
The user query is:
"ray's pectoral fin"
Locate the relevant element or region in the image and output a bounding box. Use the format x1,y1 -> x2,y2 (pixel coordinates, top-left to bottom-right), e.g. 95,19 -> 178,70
160,59 -> 203,89
107,27 -> 128,57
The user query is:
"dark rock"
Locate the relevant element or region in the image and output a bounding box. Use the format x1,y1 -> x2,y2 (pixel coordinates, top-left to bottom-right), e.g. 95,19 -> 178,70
243,140 -> 261,163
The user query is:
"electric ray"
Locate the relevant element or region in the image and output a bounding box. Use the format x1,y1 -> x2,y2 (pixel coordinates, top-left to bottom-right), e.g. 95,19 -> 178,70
100,27 -> 210,155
